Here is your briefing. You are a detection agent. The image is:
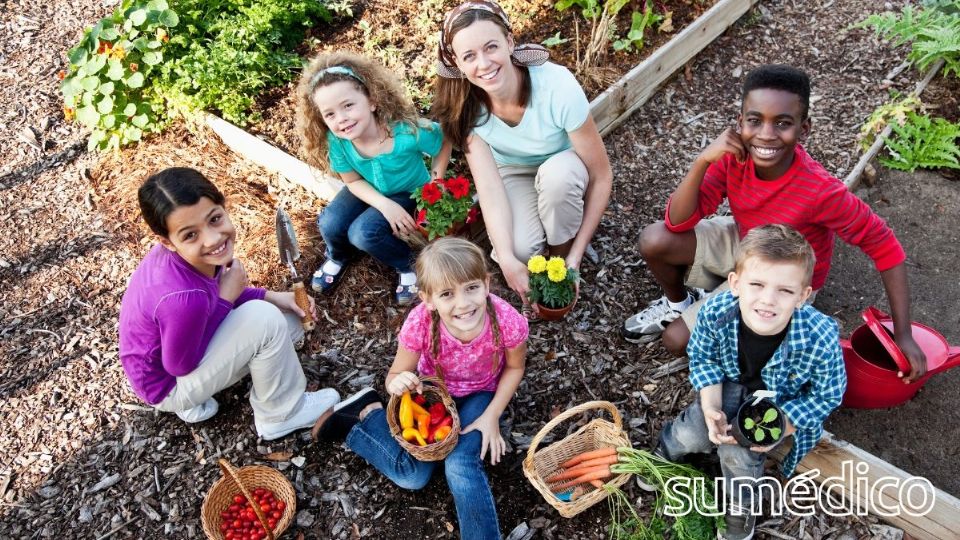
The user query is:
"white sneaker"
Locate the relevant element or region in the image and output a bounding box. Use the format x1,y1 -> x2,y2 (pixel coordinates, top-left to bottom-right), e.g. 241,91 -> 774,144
621,288 -> 705,344
256,388 -> 340,441
176,398 -> 219,423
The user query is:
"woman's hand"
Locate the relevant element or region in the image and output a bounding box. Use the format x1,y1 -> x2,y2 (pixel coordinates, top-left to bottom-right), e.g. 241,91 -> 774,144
378,200 -> 418,236
461,411 -> 507,465
265,291 -> 316,318
386,370 -> 422,396
501,257 -> 530,302
218,259 -> 248,303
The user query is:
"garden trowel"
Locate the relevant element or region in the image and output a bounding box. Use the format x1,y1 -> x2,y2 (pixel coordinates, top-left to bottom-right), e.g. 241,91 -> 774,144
275,207 -> 316,332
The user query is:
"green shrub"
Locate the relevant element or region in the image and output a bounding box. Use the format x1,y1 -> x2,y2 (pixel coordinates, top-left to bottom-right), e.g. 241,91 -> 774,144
856,1 -> 960,78
61,0 -> 335,151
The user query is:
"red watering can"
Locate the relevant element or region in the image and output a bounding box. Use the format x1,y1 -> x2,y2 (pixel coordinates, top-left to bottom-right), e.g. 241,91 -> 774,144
841,307 -> 960,409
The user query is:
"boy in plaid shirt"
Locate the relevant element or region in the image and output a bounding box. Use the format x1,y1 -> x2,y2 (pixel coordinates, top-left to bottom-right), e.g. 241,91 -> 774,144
655,224 -> 845,540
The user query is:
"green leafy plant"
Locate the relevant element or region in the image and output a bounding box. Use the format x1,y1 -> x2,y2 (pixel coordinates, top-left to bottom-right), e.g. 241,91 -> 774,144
412,175 -> 478,240
526,255 -> 578,309
856,1 -> 960,78
742,407 -> 782,443
60,0 -> 179,150
858,94 -> 922,150
60,0 -> 338,151
542,31 -> 570,48
555,0 -> 629,74
879,111 -> 960,172
613,1 -> 663,52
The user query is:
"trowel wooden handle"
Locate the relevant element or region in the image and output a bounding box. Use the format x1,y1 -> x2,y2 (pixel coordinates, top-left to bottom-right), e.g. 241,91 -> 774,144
292,281 -> 315,332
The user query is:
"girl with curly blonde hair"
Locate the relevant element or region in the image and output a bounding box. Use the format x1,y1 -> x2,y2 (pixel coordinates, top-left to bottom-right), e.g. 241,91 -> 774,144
296,51 -> 452,305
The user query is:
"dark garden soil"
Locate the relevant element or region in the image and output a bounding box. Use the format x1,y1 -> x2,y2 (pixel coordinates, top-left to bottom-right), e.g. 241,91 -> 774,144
2,0 -> 957,539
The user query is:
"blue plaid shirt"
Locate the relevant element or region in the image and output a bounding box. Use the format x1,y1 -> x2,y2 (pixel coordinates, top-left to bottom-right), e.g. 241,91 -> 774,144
687,290 -> 846,476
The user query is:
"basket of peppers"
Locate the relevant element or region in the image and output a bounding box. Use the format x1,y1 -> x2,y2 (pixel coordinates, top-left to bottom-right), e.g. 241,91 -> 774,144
386,376 -> 460,461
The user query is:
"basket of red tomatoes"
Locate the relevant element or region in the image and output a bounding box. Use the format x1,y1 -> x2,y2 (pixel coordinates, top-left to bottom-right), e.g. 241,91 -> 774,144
201,458 -> 296,540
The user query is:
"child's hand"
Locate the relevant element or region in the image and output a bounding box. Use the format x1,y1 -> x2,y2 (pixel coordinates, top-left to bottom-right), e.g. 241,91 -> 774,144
218,259 -> 249,303
265,291 -> 316,318
379,200 -> 418,236
895,333 -> 927,383
703,408 -> 736,445
386,371 -> 422,396
461,411 -> 507,465
699,127 -> 746,165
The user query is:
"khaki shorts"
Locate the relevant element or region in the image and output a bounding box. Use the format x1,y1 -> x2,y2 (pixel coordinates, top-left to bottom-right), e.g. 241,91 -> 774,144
679,217 -> 818,330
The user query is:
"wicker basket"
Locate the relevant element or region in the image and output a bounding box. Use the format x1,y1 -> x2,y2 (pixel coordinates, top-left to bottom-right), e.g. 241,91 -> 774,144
522,401 -> 632,518
201,459 -> 297,540
385,376 -> 460,461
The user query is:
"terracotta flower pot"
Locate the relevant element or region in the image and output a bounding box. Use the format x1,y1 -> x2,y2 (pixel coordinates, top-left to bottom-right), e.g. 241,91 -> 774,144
535,300 -> 574,321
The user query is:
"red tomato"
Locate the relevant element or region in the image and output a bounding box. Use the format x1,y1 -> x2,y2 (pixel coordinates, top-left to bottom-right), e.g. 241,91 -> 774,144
233,495 -> 245,504
267,518 -> 277,529
276,500 -> 286,512
271,510 -> 281,519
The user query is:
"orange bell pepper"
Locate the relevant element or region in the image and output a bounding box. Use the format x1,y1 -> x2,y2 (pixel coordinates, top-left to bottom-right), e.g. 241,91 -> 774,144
433,425 -> 452,442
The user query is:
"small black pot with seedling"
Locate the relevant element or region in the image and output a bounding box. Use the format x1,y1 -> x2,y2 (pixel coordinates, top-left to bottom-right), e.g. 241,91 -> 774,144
732,397 -> 785,447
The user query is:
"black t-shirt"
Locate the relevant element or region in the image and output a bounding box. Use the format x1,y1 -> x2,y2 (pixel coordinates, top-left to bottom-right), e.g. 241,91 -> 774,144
737,313 -> 789,393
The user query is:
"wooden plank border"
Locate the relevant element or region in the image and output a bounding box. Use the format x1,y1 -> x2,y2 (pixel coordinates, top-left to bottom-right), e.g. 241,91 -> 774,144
205,114 -> 343,201
590,0 -> 759,136
769,431 -> 960,539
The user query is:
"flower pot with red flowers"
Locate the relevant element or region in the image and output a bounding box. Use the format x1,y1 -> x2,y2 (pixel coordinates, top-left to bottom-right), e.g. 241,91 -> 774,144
526,255 -> 579,321
402,175 -> 479,247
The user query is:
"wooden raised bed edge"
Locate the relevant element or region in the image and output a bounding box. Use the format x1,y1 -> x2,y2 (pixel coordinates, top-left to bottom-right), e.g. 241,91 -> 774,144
206,0 -> 759,200
769,431 -> 960,540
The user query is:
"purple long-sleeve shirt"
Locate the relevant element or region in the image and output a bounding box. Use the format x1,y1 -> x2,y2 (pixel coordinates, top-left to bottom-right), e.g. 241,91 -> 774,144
118,244 -> 265,404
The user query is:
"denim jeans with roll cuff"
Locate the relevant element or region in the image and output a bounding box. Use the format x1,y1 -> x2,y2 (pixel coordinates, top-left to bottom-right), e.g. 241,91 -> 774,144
346,391 -> 500,540
317,187 -> 416,273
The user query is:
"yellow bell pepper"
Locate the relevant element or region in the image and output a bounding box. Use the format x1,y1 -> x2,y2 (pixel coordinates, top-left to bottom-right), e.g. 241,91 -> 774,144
399,392 -> 414,430
402,427 -> 427,446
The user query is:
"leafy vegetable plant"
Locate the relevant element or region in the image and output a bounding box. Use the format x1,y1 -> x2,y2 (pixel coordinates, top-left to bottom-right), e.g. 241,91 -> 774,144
879,111 -> 960,172
741,407 -> 782,444
613,1 -> 663,52
856,1 -> 960,78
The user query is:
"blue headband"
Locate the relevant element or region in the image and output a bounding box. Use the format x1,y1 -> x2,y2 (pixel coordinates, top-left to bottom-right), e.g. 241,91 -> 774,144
310,65 -> 364,87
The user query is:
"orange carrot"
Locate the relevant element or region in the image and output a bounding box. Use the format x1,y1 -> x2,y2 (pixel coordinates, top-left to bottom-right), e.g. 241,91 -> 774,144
549,467 -> 612,492
545,455 -> 620,483
560,447 -> 617,469
589,480 -> 604,489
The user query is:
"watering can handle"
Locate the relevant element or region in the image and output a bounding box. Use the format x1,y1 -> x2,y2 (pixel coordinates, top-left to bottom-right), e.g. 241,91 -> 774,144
861,306 -> 914,375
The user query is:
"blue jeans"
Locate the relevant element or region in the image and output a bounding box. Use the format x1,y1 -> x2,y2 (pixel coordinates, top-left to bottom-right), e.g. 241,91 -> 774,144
658,381 -> 767,514
317,188 -> 416,273
346,392 -> 500,540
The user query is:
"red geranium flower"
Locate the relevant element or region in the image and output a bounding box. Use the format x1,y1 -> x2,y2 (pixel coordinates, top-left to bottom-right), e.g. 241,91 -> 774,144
421,181 -> 443,205
416,208 -> 427,225
466,205 -> 479,224
445,176 -> 470,199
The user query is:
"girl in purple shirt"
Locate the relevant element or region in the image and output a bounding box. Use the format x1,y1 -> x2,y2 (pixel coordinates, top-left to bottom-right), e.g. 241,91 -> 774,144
311,237 -> 528,540
118,167 -> 340,440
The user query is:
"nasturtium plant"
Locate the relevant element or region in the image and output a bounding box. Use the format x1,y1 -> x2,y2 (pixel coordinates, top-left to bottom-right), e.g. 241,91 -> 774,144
61,0 -> 178,151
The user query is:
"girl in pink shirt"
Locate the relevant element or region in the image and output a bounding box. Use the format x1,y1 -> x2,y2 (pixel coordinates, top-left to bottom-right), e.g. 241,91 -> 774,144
313,237 -> 527,540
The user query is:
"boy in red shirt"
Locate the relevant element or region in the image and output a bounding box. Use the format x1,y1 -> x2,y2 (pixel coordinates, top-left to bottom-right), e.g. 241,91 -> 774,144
622,64 -> 926,381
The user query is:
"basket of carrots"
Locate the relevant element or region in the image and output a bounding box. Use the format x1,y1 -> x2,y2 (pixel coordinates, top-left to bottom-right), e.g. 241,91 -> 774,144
386,376 -> 460,461
522,400 -> 632,517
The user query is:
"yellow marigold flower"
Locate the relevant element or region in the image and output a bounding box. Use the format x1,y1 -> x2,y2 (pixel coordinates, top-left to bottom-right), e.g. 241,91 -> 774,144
546,256 -> 566,273
110,45 -> 126,60
547,266 -> 567,283
527,255 -> 547,273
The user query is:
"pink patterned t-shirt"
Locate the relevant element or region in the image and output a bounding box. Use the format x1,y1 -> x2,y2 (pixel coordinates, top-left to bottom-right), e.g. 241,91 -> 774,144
398,294 -> 528,397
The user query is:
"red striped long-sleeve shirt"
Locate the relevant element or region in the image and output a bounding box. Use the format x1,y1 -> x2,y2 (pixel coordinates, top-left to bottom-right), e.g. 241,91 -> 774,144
664,145 -> 905,290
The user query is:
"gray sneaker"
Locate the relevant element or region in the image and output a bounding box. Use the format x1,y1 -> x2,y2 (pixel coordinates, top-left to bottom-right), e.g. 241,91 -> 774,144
621,288 -> 704,344
719,511 -> 755,540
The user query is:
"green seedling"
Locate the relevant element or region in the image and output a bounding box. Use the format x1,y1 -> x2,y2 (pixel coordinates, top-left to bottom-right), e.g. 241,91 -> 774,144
742,407 -> 782,443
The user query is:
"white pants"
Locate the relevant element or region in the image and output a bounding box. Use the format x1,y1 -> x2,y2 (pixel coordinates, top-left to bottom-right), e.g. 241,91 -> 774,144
494,149 -> 589,262
156,300 -> 307,424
